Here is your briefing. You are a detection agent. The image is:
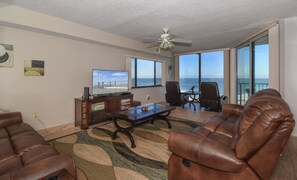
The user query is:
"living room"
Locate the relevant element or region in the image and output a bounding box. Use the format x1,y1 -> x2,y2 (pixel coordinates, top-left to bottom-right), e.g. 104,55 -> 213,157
0,1 -> 297,179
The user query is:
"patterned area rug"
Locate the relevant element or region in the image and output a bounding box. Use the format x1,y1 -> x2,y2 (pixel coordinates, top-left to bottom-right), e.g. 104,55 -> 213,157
49,117 -> 200,180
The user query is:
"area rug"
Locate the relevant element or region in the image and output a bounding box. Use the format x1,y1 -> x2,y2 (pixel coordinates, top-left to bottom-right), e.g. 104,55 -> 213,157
49,117 -> 200,180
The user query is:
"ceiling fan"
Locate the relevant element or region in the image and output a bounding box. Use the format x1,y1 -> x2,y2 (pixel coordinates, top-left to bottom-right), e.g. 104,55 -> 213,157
142,28 -> 192,49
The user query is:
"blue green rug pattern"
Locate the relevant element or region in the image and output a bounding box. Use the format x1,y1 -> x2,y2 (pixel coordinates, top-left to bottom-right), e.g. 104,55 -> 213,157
49,117 -> 200,180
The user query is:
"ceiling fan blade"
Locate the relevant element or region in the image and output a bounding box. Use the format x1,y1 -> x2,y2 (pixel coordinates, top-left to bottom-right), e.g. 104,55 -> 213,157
167,33 -> 177,39
142,37 -> 160,43
146,41 -> 161,48
171,39 -> 192,46
168,41 -> 175,48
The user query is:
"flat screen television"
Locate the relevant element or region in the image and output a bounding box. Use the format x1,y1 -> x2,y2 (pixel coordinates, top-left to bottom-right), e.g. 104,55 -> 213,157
92,69 -> 129,96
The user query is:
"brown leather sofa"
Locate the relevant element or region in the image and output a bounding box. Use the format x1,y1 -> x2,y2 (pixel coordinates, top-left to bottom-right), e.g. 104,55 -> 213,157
168,89 -> 295,180
0,112 -> 76,179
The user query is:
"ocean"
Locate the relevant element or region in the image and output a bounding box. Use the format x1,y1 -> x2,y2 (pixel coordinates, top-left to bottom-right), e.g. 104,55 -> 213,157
131,78 -> 162,87
181,78 -> 269,95
180,78 -> 224,94
132,78 -> 269,97
132,78 -> 224,93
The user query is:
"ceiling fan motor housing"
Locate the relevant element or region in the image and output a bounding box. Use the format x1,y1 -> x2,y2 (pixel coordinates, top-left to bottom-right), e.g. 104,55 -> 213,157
143,28 -> 192,50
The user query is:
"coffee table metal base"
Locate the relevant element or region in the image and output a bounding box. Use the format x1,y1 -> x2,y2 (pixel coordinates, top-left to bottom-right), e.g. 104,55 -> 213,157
112,112 -> 172,148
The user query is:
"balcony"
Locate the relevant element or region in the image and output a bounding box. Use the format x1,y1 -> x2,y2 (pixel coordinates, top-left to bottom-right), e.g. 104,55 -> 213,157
237,82 -> 269,105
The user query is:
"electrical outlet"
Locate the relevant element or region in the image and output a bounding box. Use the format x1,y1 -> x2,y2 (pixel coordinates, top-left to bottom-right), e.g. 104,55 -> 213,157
146,94 -> 151,101
32,112 -> 37,118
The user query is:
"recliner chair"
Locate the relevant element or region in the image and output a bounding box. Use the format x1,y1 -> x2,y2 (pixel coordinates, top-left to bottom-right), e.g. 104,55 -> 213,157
168,89 -> 295,180
199,82 -> 226,111
165,81 -> 187,107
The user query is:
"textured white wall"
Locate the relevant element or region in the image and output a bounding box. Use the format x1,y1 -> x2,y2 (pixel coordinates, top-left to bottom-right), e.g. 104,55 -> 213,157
284,17 -> 297,136
0,25 -> 173,130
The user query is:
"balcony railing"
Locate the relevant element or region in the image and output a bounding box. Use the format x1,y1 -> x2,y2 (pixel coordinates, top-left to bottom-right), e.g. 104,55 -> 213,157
237,82 -> 269,105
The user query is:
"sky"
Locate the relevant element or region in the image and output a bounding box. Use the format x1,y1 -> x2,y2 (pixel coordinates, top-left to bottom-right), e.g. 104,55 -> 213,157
131,59 -> 162,78
179,51 -> 224,79
237,44 -> 269,79
254,44 -> 269,79
180,44 -> 269,80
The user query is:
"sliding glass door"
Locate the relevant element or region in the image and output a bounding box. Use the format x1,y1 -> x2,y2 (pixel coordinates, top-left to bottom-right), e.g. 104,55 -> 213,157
237,45 -> 250,105
236,33 -> 269,105
253,35 -> 269,92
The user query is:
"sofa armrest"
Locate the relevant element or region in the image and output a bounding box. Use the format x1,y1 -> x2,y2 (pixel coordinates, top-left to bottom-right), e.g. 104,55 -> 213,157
10,154 -> 76,180
0,112 -> 22,129
222,104 -> 244,116
168,130 -> 246,172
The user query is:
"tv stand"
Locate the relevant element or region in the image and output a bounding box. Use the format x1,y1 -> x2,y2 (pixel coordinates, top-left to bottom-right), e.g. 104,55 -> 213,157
75,94 -> 138,129
121,92 -> 131,95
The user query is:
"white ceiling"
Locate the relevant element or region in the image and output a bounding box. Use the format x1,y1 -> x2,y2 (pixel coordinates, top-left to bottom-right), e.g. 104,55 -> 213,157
1,0 -> 297,53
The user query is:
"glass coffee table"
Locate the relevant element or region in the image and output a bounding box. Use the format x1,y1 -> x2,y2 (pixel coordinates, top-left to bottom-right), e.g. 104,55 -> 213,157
108,103 -> 176,148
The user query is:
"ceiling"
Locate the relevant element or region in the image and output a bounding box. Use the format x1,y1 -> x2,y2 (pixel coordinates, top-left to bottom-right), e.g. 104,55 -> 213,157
1,0 -> 297,53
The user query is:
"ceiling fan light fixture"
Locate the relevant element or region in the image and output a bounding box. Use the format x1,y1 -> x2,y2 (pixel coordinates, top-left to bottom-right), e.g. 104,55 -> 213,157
143,28 -> 192,50
159,41 -> 169,49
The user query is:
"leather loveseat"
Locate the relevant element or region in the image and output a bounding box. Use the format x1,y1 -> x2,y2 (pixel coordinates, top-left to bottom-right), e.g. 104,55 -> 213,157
0,112 -> 76,179
168,89 -> 295,180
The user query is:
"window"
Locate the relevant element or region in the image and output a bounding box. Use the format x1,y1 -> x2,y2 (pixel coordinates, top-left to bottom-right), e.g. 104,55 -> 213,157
236,33 -> 269,105
179,54 -> 199,92
201,51 -> 224,95
237,45 -> 250,105
253,36 -> 269,92
179,51 -> 224,95
131,58 -> 162,88
156,62 -> 162,85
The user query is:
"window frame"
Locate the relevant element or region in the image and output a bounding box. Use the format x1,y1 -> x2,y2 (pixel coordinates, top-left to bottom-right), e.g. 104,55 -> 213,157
235,31 -> 269,105
131,58 -> 162,89
179,51 -> 224,94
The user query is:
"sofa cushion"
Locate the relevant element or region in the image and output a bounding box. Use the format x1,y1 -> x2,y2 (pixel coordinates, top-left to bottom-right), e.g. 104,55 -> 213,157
168,131 -> 246,173
215,114 -> 239,138
239,95 -> 291,136
0,129 -> 9,139
0,156 -> 23,176
0,112 -> 22,129
202,113 -> 239,138
0,173 -> 10,179
6,123 -> 36,137
21,145 -> 58,165
0,138 -> 16,161
201,113 -> 228,132
207,132 -> 232,146
236,97 -> 293,159
245,88 -> 281,105
11,132 -> 48,155
192,126 -> 212,137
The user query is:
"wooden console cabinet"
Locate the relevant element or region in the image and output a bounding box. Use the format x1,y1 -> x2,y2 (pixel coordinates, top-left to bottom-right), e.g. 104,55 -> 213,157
75,94 -> 136,129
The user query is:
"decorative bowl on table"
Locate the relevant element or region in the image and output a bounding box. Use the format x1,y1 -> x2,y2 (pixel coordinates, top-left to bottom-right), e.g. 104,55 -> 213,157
141,106 -> 149,112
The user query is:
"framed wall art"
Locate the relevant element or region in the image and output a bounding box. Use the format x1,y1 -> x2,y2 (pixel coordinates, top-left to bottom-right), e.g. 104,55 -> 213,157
0,43 -> 13,67
24,60 -> 45,76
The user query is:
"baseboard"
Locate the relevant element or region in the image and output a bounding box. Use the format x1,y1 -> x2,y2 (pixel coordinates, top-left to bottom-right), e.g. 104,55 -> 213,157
38,123 -> 81,141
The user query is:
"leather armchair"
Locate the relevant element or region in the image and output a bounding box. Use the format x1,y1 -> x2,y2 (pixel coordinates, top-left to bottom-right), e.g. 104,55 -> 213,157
168,89 -> 295,180
199,82 -> 226,111
165,81 -> 187,106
